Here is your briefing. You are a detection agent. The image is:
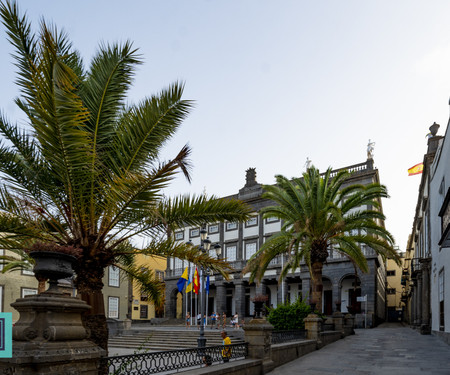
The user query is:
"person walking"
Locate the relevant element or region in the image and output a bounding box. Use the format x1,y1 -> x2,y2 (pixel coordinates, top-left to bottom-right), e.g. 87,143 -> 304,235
222,312 -> 227,329
221,330 -> 232,363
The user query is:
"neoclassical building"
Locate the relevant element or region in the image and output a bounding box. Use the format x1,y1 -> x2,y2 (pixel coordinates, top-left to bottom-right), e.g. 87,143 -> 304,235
165,158 -> 391,327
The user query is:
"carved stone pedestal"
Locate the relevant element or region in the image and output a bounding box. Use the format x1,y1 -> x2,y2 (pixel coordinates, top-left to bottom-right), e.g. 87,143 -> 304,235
244,318 -> 274,373
0,292 -> 104,374
332,311 -> 345,336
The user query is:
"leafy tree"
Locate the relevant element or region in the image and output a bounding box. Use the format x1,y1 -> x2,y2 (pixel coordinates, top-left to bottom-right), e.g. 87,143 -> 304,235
267,298 -> 312,330
0,1 -> 250,351
245,166 -> 400,313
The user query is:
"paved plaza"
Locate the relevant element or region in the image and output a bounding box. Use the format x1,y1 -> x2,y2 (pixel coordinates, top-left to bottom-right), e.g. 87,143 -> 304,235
267,323 -> 450,375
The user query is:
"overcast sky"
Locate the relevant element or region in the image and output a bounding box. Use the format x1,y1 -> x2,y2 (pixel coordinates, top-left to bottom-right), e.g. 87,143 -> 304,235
1,0 -> 450,249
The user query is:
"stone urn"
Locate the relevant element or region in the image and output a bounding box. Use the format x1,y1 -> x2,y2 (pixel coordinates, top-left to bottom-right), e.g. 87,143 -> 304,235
429,122 -> 440,137
30,250 -> 76,293
253,301 -> 264,318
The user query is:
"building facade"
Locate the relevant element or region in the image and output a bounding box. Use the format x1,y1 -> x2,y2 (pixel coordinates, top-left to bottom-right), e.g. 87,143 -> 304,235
407,120 -> 450,344
165,158 -> 391,327
130,255 -> 166,321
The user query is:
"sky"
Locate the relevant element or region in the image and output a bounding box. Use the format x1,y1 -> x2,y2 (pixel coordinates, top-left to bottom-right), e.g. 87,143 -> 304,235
1,0 -> 450,249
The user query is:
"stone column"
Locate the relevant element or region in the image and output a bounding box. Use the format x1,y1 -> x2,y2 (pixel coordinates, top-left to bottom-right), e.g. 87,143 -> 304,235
332,281 -> 341,312
244,318 -> 274,373
411,282 -> 417,325
416,272 -> 422,325
420,259 -> 431,334
277,280 -> 288,305
301,277 -> 311,304
216,282 -> 227,315
234,280 -> 246,320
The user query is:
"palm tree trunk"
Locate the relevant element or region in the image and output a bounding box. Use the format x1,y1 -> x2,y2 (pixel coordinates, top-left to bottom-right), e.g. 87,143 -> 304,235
75,262 -> 108,353
311,262 -> 324,313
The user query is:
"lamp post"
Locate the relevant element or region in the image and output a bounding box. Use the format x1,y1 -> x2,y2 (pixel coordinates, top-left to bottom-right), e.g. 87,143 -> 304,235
187,227 -> 221,349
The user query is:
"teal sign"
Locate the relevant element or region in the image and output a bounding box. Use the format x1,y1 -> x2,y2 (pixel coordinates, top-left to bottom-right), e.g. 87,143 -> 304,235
0,313 -> 12,358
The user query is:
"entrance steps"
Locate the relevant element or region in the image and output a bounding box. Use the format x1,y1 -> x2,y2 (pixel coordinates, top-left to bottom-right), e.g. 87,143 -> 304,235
108,328 -> 244,351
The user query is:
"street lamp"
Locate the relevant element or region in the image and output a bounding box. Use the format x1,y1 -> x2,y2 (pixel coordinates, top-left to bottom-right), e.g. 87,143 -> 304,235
197,227 -> 210,349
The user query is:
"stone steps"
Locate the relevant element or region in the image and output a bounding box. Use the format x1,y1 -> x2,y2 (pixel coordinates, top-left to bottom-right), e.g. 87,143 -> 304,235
108,329 -> 244,351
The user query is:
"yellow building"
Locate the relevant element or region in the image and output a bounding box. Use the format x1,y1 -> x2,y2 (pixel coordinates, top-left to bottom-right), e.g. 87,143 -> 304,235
131,255 -> 166,321
386,251 -> 407,322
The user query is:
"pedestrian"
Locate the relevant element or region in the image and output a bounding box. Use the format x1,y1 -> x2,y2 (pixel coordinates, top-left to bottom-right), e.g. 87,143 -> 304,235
211,312 -> 216,329
234,313 -> 239,329
221,330 -> 232,362
197,313 -> 201,329
222,312 -> 227,329
186,312 -> 190,328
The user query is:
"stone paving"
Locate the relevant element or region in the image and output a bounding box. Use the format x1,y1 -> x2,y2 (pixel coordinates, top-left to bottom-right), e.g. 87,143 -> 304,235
267,323 -> 450,375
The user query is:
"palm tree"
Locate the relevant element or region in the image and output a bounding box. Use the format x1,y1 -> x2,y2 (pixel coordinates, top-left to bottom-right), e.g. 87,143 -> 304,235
0,1 -> 250,351
244,166 -> 400,313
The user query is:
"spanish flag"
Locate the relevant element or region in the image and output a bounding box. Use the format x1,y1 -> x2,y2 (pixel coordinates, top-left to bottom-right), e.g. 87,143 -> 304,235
193,268 -> 200,294
408,163 -> 423,176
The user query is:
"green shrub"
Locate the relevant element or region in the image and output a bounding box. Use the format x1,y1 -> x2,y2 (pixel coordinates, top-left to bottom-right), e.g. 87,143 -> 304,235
267,297 -> 312,330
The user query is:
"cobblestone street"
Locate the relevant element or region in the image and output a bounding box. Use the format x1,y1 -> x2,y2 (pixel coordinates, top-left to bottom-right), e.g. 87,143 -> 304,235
267,323 -> 450,375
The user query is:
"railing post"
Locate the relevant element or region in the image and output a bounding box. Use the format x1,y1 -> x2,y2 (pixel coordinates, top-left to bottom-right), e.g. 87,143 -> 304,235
244,318 -> 274,373
304,313 -> 323,346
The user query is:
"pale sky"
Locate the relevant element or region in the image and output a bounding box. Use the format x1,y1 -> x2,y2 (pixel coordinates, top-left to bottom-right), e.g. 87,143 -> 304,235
1,1 -> 450,249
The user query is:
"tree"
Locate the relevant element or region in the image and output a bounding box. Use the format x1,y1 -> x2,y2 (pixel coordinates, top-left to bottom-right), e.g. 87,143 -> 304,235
0,1 -> 250,351
244,166 -> 400,313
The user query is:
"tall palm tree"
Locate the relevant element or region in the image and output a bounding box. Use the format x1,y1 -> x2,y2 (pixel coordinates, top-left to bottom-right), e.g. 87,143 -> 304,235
244,166 -> 400,312
0,1 -> 250,351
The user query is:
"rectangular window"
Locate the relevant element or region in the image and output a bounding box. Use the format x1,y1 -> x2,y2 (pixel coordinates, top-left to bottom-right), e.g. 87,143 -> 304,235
208,224 -> 219,234
22,268 -> 34,276
226,245 -> 237,261
386,270 -> 396,277
265,217 -> 279,224
156,270 -> 164,281
108,266 -> 120,287
175,231 -> 184,241
21,288 -> 38,298
387,288 -> 396,295
245,216 -> 258,227
190,228 -> 200,238
174,257 -> 183,270
140,305 -> 148,319
226,222 -> 238,231
108,297 -> 119,319
245,242 -> 257,259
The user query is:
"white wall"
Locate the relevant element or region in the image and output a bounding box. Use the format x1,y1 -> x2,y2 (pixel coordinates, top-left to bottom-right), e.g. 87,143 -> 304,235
429,128 -> 450,335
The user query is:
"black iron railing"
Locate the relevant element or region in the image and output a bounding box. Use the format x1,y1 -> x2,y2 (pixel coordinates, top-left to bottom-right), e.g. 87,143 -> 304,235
102,343 -> 248,374
271,329 -> 306,344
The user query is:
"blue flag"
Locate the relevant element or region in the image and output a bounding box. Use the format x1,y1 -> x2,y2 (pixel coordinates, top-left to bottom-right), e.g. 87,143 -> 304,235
205,274 -> 210,294
177,267 -> 189,292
